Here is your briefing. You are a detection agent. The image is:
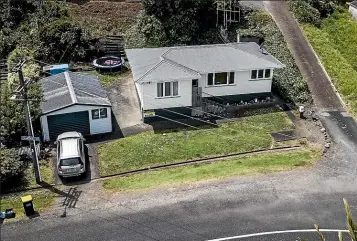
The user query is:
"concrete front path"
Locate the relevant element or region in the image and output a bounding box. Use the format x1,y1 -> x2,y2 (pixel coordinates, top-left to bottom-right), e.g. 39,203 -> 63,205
106,73 -> 152,137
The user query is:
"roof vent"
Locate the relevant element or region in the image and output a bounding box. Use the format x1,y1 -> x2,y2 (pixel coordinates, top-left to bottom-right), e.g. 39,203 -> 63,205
259,42 -> 268,55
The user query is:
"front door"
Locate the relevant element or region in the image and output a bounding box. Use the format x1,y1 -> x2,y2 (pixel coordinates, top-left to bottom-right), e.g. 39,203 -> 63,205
192,79 -> 202,107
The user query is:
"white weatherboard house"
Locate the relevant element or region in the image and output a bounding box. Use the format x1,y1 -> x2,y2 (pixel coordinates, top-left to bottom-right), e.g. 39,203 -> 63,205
349,0 -> 357,20
39,71 -> 112,141
126,42 -> 284,116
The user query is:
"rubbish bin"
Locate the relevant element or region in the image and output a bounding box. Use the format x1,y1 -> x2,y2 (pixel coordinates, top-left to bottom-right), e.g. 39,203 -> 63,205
21,195 -> 35,216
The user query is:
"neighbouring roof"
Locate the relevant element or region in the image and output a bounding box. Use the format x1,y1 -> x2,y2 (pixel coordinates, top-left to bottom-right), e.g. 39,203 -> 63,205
126,42 -> 285,83
350,0 -> 357,8
39,71 -> 111,115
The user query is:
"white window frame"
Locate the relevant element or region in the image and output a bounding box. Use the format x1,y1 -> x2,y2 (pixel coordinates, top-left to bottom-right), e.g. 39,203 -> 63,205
91,108 -> 108,120
156,81 -> 179,98
250,69 -> 272,80
207,72 -> 235,87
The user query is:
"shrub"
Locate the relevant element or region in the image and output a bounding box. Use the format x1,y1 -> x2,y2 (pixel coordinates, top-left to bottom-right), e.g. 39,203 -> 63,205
37,18 -> 92,63
0,147 -> 25,183
288,0 -> 322,27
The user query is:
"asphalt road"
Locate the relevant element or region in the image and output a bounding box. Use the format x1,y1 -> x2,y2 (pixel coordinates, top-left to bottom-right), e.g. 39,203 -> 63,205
1,167 -> 357,241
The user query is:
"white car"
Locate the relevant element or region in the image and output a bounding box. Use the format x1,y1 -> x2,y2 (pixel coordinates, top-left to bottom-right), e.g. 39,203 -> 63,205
56,132 -> 86,178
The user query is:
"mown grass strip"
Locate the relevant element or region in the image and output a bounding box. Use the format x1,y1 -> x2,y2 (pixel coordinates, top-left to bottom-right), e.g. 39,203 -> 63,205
103,148 -> 320,191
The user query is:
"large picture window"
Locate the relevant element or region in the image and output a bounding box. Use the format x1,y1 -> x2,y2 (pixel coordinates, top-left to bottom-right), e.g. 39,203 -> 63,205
250,69 -> 272,80
157,81 -> 179,98
207,72 -> 235,86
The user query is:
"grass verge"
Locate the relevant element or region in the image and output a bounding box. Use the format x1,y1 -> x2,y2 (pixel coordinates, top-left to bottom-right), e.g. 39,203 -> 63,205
0,190 -> 56,220
98,111 -> 294,176
302,22 -> 357,117
103,147 -> 321,191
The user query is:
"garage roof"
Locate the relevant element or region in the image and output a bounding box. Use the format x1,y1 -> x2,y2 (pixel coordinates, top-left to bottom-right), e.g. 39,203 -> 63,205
126,42 -> 284,83
39,71 -> 111,114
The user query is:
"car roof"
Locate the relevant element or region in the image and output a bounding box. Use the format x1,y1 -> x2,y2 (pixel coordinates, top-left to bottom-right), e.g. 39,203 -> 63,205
57,132 -> 81,140
60,138 -> 80,158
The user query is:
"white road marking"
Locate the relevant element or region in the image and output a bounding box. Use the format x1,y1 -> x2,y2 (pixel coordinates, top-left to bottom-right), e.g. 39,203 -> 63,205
206,229 -> 349,241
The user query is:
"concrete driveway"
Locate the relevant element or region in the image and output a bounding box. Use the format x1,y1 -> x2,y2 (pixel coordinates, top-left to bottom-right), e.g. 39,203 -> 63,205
52,144 -> 100,185
106,73 -> 152,137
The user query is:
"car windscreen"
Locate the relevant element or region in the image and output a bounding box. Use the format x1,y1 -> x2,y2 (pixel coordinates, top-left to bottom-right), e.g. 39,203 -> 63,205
60,157 -> 82,166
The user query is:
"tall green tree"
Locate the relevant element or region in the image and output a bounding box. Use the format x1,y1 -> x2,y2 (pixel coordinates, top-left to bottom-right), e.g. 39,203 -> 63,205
141,0 -> 216,46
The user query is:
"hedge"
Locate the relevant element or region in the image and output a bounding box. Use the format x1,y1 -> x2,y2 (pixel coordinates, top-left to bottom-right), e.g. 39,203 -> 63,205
287,0 -> 321,27
241,11 -> 312,105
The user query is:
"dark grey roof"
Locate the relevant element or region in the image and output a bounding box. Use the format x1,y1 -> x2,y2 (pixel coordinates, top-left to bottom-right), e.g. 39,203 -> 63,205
126,42 -> 285,83
350,0 -> 357,8
39,71 -> 111,114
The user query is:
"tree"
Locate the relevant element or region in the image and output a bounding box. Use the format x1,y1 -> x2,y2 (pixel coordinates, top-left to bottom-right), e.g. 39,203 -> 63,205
37,19 -> 91,63
0,47 -> 42,146
140,0 -> 216,46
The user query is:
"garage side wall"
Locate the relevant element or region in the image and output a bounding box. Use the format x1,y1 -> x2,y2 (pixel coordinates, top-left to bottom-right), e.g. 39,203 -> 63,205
40,116 -> 50,141
43,105 -> 112,141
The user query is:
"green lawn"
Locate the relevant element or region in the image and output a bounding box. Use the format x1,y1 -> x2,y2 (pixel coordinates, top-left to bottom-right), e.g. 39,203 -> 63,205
103,148 -> 320,191
25,159 -> 55,188
0,190 -> 56,220
98,111 -> 295,176
302,10 -> 357,117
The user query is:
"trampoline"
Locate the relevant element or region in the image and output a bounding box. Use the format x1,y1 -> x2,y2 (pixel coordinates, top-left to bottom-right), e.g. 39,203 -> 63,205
93,56 -> 125,72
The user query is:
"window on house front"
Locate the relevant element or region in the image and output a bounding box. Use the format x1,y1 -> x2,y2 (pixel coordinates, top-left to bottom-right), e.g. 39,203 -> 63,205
250,69 -> 272,80
208,73 -> 213,86
265,69 -> 271,78
157,81 -> 179,97
229,72 -> 235,84
157,83 -> 163,97
165,82 -> 171,96
207,72 -> 235,86
92,108 -> 107,120
251,70 -> 257,79
215,72 -> 227,85
173,81 -> 179,96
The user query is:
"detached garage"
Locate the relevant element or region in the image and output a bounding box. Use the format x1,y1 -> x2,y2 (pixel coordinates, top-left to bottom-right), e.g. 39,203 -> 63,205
39,71 -> 112,141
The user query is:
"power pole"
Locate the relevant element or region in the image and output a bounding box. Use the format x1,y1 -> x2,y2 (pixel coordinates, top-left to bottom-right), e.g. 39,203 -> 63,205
13,61 -> 42,184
